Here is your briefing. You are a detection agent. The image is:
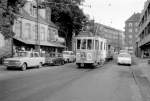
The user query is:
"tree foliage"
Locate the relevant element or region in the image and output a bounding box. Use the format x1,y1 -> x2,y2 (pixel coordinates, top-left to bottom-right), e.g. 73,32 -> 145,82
45,0 -> 88,49
0,0 -> 26,39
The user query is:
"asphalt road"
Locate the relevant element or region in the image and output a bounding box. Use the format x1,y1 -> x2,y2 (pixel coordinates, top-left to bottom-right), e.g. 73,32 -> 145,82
0,63 -> 92,101
0,61 -> 149,101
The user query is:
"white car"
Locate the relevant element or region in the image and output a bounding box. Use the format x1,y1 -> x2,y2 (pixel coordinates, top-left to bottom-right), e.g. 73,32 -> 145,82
117,53 -> 132,65
62,51 -> 75,63
4,51 -> 45,71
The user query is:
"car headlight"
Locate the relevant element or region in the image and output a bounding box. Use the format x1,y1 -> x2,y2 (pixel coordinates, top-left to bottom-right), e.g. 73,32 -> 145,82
4,60 -> 9,64
14,61 -> 21,63
12,61 -> 21,65
76,53 -> 80,58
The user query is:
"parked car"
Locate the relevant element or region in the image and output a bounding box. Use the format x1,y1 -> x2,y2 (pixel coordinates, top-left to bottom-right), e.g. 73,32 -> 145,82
62,51 -> 75,63
4,51 -> 45,71
45,52 -> 65,66
117,53 -> 132,66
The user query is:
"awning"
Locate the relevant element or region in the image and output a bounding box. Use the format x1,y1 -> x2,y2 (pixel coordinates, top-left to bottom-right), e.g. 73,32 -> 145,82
13,37 -> 65,48
40,41 -> 65,48
14,37 -> 36,45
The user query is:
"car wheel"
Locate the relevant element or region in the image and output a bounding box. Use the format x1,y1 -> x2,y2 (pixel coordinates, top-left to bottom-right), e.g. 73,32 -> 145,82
67,59 -> 69,63
76,63 -> 81,68
38,62 -> 42,68
21,63 -> 27,71
6,66 -> 10,70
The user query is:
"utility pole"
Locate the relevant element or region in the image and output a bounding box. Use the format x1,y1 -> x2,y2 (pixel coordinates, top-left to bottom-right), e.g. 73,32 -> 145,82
35,0 -> 40,53
118,32 -> 120,54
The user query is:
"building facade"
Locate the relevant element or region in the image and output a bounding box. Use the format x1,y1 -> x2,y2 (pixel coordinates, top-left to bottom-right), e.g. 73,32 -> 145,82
95,23 -> 125,53
124,13 -> 140,54
138,0 -> 150,58
12,0 -> 65,55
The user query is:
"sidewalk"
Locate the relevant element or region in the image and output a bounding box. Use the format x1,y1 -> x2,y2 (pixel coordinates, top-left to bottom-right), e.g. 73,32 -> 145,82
134,57 -> 150,81
0,65 -> 6,71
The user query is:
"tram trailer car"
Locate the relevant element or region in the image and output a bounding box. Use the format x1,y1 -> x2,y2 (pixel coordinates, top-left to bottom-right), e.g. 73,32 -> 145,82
75,33 -> 107,68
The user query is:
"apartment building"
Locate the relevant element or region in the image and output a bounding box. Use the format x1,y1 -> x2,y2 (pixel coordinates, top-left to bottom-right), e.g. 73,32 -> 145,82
12,0 -> 65,54
95,23 -> 125,53
124,13 -> 140,54
138,0 -> 150,58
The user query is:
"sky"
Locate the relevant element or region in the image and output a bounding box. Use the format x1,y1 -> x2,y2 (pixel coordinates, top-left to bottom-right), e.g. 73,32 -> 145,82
82,0 -> 146,31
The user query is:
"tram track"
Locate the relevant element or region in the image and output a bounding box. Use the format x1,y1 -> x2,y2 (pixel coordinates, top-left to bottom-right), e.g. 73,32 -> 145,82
129,66 -> 138,85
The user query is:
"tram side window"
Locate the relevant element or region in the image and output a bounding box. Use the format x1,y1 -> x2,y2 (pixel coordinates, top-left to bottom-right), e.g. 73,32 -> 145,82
77,39 -> 81,49
95,40 -> 99,50
100,42 -> 103,50
87,39 -> 92,50
81,39 -> 86,49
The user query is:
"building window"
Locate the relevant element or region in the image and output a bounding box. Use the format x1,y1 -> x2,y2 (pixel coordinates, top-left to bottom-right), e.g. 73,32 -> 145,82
31,25 -> 35,40
135,22 -> 138,26
48,28 -> 54,41
129,35 -> 132,39
24,23 -> 31,39
30,3 -> 37,17
129,23 -> 132,27
128,29 -> 132,33
14,21 -> 21,38
135,28 -> 138,33
40,27 -> 45,41
0,33 -> 5,47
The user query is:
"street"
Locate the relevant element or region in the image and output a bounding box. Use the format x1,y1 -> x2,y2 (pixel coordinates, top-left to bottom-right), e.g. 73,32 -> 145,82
0,60 -> 150,101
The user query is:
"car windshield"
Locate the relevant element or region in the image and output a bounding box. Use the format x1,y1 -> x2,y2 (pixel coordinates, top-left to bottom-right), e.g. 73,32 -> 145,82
63,51 -> 71,55
119,54 -> 131,58
14,52 -> 28,57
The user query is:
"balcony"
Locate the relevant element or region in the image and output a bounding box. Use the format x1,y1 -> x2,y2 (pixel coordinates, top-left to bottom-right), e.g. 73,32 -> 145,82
138,34 -> 150,47
138,15 -> 150,36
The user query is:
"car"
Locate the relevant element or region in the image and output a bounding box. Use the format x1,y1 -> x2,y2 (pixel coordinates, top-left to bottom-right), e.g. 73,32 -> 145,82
62,51 -> 75,63
119,50 -> 128,54
4,51 -> 45,71
45,52 -> 65,66
117,53 -> 132,65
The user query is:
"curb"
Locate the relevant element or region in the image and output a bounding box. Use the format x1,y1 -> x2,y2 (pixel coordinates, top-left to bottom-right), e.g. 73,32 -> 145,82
134,58 -> 150,82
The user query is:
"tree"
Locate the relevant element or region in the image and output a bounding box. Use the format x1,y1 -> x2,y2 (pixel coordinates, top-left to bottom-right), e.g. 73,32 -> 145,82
0,0 -> 26,39
45,0 -> 88,50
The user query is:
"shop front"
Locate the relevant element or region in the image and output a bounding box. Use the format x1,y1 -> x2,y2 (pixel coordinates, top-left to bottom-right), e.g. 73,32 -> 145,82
13,37 -> 65,56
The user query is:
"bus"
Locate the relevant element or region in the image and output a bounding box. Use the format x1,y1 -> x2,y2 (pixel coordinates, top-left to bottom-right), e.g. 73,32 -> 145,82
75,31 -> 107,68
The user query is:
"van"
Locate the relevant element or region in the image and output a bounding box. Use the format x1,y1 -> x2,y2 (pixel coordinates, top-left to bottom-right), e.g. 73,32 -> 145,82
62,51 -> 75,63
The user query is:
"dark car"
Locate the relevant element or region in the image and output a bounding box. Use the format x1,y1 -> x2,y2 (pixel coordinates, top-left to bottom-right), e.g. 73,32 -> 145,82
45,53 -> 65,66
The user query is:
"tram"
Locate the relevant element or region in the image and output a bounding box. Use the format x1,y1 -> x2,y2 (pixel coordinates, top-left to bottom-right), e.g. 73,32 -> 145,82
75,31 -> 107,68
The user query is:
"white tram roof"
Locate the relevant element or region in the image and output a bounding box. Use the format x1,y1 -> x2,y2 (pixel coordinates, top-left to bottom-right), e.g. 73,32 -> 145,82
76,31 -> 93,37
76,31 -> 106,41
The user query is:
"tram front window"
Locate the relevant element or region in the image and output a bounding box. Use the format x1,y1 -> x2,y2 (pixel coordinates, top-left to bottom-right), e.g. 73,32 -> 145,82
77,39 -> 93,50
87,39 -> 92,50
77,39 -> 81,49
81,39 -> 86,49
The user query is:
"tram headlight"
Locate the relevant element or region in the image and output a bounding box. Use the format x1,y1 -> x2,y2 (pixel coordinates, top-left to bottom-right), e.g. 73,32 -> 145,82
87,53 -> 92,60
76,53 -> 80,60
